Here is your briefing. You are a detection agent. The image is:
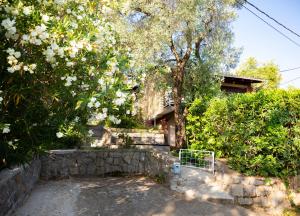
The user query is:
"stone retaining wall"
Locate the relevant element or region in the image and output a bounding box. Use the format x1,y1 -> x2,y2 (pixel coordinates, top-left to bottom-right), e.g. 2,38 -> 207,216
0,159 -> 41,216
216,173 -> 289,214
40,149 -> 175,180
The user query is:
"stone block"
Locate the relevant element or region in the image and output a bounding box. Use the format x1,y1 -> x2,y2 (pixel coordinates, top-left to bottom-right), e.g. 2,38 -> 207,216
238,197 -> 253,205
232,176 -> 241,184
269,190 -> 288,207
243,185 -> 256,197
253,197 -> 271,207
253,179 -> 264,186
123,154 -> 132,164
230,184 -> 244,197
256,186 -> 271,197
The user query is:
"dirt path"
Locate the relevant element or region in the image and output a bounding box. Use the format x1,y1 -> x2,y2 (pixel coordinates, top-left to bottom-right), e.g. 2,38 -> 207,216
14,177 -> 257,216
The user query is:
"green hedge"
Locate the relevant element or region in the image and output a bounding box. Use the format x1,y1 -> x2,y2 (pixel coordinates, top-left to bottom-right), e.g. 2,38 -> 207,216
186,90 -> 300,177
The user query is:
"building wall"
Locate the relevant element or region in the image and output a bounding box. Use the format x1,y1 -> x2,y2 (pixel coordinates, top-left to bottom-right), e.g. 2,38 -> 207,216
139,81 -> 165,120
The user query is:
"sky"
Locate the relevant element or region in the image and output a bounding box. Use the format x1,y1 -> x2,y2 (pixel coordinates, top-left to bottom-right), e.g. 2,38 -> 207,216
232,0 -> 300,88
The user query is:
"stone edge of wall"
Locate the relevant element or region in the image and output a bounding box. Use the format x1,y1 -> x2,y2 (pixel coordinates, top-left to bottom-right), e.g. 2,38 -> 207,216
215,173 -> 290,214
0,159 -> 41,216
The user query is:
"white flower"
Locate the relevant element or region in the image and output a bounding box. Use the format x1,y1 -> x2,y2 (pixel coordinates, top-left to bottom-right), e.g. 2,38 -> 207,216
22,34 -> 29,41
14,51 -> 21,58
102,108 -> 108,113
66,9 -> 72,14
23,6 -> 32,16
54,0 -> 66,5
34,39 -> 42,45
113,98 -> 126,106
56,132 -> 64,138
88,129 -> 94,137
126,110 -> 130,115
65,81 -> 72,87
42,14 -> 50,22
23,65 -> 29,71
7,67 -> 15,73
74,116 -> 80,122
109,115 -> 121,124
3,125 -> 10,134
70,22 -> 78,29
87,102 -> 94,108
39,32 -> 49,40
94,101 -> 101,108
1,18 -> 16,31
30,64 -> 37,70
6,48 -> 15,56
81,57 -> 86,62
98,79 -> 105,85
90,97 -> 96,103
95,112 -> 107,121
0,97 -> 3,103
78,6 -> 84,11
116,90 -> 126,98
66,62 -> 74,67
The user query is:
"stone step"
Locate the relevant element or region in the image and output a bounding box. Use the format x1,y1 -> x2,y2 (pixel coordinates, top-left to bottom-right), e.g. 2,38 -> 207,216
111,132 -> 165,145
85,126 -> 166,148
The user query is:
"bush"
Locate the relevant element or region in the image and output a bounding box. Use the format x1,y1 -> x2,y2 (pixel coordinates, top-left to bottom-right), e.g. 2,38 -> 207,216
0,1 -> 136,170
186,89 -> 300,177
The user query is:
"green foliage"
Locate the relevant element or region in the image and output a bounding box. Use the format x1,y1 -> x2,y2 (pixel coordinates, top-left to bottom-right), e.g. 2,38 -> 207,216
117,133 -> 134,148
0,0 -> 134,170
187,89 -> 300,177
183,62 -> 223,105
235,57 -> 282,89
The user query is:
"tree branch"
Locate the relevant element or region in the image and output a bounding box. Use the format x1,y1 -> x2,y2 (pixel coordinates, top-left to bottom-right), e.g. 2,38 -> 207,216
170,36 -> 181,63
195,15 -> 214,60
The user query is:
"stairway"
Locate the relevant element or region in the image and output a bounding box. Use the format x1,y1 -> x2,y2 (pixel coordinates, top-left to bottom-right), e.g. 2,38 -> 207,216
85,126 -> 166,148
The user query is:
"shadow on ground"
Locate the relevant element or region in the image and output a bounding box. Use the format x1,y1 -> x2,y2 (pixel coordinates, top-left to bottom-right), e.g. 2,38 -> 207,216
14,177 -> 258,216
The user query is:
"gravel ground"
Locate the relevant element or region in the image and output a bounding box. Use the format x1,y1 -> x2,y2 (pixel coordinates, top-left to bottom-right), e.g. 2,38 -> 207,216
13,177 -> 258,216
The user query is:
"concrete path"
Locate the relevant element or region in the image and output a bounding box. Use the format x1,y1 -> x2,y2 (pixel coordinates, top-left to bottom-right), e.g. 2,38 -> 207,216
170,167 -> 234,204
13,177 -> 257,216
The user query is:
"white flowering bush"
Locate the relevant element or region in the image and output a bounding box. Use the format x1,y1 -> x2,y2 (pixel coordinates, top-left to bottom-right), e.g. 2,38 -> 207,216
0,0 -> 136,169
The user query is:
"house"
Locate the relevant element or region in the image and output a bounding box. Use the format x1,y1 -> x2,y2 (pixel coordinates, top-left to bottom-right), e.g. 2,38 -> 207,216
139,75 -> 263,147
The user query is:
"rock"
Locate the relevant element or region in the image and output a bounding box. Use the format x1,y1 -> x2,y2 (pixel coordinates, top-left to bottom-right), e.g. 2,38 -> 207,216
230,184 -> 244,197
269,190 -> 288,207
238,197 -> 253,205
253,179 -> 264,186
256,186 -> 271,197
243,185 -> 256,197
253,197 -> 271,207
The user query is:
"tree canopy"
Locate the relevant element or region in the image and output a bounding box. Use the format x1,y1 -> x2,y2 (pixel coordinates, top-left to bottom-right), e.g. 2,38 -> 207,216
235,57 -> 282,89
111,0 -> 241,148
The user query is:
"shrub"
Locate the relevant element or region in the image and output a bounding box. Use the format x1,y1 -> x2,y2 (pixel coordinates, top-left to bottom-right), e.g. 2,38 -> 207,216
186,89 -> 300,177
0,1 -> 137,169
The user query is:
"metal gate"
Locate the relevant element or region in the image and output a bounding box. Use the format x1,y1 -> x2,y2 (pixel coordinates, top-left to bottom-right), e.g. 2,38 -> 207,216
179,149 -> 215,173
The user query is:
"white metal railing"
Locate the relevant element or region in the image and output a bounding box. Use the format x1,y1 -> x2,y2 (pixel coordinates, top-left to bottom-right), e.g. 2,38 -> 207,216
179,149 -> 215,173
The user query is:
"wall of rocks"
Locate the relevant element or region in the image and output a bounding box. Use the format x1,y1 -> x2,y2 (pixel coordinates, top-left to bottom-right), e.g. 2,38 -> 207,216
40,149 -> 175,180
215,173 -> 289,214
0,159 -> 41,216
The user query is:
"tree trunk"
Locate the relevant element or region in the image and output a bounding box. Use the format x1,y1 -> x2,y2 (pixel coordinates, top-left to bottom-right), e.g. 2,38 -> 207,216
172,66 -> 187,149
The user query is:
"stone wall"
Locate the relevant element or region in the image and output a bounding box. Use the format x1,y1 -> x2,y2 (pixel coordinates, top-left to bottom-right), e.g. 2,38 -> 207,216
216,173 -> 289,214
0,159 -> 41,216
40,149 -> 175,180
